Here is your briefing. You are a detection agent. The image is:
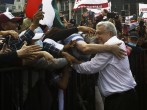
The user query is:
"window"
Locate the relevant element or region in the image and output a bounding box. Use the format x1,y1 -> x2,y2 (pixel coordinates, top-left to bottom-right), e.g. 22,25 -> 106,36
18,5 -> 21,9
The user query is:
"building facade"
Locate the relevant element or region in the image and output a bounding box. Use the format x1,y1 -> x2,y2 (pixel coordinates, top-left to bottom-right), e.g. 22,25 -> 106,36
1,0 -> 147,23
110,0 -> 147,16
0,0 -> 26,13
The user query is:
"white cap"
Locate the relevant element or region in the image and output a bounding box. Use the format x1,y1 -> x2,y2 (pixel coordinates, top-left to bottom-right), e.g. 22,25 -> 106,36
19,31 -> 44,40
32,33 -> 44,40
43,38 -> 64,50
0,11 -> 22,23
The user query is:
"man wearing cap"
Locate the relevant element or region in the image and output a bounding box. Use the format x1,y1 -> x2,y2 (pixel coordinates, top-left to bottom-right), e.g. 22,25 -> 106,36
0,10 -> 83,64
0,10 -> 44,50
0,10 -> 58,66
0,11 -> 23,32
93,9 -> 108,29
0,10 -> 57,62
126,31 -> 142,54
126,31 -> 143,87
0,11 -> 22,39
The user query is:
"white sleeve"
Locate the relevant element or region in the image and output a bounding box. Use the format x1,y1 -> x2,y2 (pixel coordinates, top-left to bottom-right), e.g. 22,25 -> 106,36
73,53 -> 113,74
43,38 -> 64,50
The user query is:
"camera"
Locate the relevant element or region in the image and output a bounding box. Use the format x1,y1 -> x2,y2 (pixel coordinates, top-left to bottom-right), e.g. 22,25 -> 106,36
60,16 -> 64,23
3,35 -> 21,51
107,12 -> 119,19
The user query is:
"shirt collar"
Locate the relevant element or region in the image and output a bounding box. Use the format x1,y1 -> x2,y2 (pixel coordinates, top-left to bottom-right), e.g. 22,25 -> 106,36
104,36 -> 122,45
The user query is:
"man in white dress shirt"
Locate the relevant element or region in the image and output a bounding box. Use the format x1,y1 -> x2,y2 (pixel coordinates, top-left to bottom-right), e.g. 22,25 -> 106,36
73,21 -> 138,110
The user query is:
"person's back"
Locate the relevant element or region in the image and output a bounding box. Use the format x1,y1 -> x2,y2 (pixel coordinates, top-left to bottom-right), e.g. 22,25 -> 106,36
126,31 -> 143,80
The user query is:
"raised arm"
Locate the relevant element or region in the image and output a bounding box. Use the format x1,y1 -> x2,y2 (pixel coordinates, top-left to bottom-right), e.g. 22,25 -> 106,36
43,26 -> 96,42
76,41 -> 126,59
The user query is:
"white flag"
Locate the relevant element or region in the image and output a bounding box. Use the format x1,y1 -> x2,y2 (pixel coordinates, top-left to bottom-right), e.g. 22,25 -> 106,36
39,0 -> 55,28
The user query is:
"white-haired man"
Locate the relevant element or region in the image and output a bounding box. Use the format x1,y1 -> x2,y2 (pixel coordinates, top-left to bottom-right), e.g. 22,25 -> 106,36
73,21 -> 138,110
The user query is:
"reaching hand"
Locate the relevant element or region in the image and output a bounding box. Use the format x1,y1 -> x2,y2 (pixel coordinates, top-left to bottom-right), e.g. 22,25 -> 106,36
126,45 -> 132,56
110,43 -> 127,59
61,51 -> 81,65
31,10 -> 44,29
17,42 -> 42,58
7,30 -> 19,39
63,40 -> 76,50
22,54 -> 40,65
33,51 -> 55,63
0,30 -> 18,39
22,51 -> 55,65
77,26 -> 96,34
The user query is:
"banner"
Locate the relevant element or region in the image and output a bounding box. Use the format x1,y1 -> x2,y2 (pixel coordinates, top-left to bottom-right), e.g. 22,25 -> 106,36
86,2 -> 111,15
73,0 -> 108,10
139,3 -> 147,16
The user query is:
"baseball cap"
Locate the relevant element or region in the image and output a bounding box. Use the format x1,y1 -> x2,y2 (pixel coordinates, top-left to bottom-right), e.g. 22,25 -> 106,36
32,33 -> 44,40
129,31 -> 139,39
0,12 -> 23,23
128,23 -> 138,32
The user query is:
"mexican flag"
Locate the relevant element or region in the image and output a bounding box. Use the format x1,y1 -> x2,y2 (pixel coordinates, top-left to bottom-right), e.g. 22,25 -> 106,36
25,0 -> 65,28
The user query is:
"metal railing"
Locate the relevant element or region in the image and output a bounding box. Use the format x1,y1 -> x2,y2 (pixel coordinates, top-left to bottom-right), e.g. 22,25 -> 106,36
0,50 -> 147,110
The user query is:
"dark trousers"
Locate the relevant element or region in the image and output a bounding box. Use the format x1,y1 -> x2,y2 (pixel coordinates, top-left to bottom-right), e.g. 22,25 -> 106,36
104,89 -> 138,110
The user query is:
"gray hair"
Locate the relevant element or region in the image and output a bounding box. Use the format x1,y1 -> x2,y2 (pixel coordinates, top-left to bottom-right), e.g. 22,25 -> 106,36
96,21 -> 117,36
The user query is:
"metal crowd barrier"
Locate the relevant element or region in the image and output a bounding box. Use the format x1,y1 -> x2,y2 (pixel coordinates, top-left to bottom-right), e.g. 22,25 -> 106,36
128,49 -> 147,110
0,66 -> 96,110
0,67 -> 47,110
0,50 -> 147,110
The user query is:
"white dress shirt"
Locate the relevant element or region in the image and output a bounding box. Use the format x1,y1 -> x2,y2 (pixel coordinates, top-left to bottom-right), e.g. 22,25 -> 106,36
73,36 -> 136,97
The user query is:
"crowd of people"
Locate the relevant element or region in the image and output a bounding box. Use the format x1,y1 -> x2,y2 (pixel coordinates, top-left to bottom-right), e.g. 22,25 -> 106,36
0,5 -> 147,110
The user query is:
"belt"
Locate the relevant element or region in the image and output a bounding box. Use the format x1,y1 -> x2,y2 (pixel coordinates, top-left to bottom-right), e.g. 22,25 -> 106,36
106,89 -> 135,99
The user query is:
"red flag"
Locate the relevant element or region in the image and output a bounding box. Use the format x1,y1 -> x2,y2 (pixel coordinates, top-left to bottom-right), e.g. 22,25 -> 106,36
25,0 -> 42,19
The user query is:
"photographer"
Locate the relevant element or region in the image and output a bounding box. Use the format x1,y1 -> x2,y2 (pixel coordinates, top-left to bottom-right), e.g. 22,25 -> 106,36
107,12 -> 122,38
59,11 -> 68,28
93,9 -> 108,29
0,9 -> 44,50
138,20 -> 146,38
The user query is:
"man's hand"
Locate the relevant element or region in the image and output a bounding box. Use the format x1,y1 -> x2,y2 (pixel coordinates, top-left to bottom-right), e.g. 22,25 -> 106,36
77,26 -> 96,34
33,51 -> 55,63
17,42 -> 42,58
126,45 -> 132,56
61,51 -> 81,65
0,30 -> 18,39
30,10 -> 44,30
63,40 -> 76,50
22,51 -> 55,65
22,54 -> 40,65
110,43 -> 126,59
